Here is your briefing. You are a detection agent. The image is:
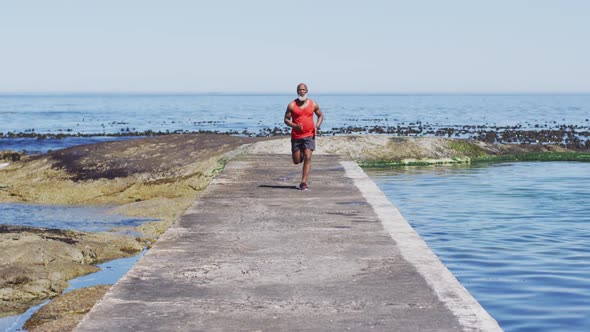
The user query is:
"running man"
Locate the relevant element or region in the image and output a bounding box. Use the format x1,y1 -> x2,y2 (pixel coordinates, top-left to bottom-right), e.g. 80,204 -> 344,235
284,83 -> 324,190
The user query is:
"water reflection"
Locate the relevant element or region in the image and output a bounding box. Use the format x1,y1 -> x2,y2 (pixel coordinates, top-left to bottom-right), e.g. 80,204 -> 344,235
0,203 -> 155,232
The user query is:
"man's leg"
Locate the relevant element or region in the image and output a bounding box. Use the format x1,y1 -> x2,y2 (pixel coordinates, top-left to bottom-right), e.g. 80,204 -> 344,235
292,148 -> 303,164
291,139 -> 303,164
301,148 -> 312,184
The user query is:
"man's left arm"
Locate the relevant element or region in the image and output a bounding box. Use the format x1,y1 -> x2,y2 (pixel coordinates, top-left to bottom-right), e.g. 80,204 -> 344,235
314,102 -> 323,131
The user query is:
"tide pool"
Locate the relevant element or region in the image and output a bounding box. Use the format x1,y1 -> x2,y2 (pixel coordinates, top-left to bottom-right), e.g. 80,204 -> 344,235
367,161 -> 590,332
0,204 -> 153,331
0,203 -> 155,232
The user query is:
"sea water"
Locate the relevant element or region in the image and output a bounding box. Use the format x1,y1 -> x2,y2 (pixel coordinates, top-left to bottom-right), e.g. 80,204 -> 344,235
367,162 -> 590,332
1,94 -> 589,153
1,94 -> 589,135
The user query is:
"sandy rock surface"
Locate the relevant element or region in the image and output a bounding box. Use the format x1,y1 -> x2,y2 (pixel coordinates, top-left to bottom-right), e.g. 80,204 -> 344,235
0,225 -> 146,317
24,285 -> 110,332
246,135 -> 567,161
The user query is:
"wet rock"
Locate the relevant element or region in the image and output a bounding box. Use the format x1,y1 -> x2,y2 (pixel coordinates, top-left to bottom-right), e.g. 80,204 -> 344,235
0,150 -> 22,162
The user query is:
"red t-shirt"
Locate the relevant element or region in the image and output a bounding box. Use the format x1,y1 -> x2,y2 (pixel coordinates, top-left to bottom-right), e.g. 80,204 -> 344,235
291,99 -> 316,139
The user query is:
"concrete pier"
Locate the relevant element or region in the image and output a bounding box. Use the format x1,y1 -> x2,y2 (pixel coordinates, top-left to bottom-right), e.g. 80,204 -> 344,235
76,154 -> 501,331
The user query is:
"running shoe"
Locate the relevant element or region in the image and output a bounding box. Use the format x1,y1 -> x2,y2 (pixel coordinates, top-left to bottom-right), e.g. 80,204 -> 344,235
297,182 -> 309,191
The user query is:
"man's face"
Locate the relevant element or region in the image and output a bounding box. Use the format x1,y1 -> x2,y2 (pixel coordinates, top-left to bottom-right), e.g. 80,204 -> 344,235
297,85 -> 307,97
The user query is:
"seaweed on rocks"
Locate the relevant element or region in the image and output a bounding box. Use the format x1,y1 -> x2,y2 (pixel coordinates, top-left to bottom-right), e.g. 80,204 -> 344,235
3,122 -> 590,151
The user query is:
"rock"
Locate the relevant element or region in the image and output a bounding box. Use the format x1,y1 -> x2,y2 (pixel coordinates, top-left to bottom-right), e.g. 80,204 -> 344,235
0,225 -> 146,317
0,150 -> 21,162
24,285 -> 111,332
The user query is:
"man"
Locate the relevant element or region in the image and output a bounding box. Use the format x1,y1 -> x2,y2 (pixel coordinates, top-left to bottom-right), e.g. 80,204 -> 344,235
284,83 -> 323,191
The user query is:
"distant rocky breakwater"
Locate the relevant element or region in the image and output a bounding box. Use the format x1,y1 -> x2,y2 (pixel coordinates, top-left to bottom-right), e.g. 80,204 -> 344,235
1,133 -> 589,330
2,119 -> 590,150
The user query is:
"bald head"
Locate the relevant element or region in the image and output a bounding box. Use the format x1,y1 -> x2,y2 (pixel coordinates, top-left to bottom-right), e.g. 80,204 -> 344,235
297,83 -> 308,98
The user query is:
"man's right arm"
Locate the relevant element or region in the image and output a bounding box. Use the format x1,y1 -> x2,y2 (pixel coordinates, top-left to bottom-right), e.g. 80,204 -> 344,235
284,103 -> 301,130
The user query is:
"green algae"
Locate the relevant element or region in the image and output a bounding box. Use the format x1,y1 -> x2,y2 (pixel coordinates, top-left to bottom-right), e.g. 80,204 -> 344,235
448,140 -> 489,157
472,152 -> 590,163
359,152 -> 590,168
360,157 -> 470,168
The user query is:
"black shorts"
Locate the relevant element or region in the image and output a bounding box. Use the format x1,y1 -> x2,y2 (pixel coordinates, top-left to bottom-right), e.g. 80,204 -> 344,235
291,136 -> 316,152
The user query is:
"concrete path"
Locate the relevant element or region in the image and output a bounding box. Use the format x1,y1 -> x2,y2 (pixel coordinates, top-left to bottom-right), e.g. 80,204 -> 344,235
76,154 -> 501,332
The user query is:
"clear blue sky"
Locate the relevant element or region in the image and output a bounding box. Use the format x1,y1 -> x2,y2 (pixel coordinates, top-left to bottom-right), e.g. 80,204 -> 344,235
1,0 -> 589,94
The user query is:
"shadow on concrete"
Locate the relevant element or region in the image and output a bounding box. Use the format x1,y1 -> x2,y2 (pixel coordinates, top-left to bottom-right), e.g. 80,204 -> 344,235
258,184 -> 298,190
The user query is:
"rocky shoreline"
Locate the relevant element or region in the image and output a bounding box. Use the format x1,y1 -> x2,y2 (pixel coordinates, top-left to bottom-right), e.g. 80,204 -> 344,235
1,133 -> 589,331
0,225 -> 147,318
